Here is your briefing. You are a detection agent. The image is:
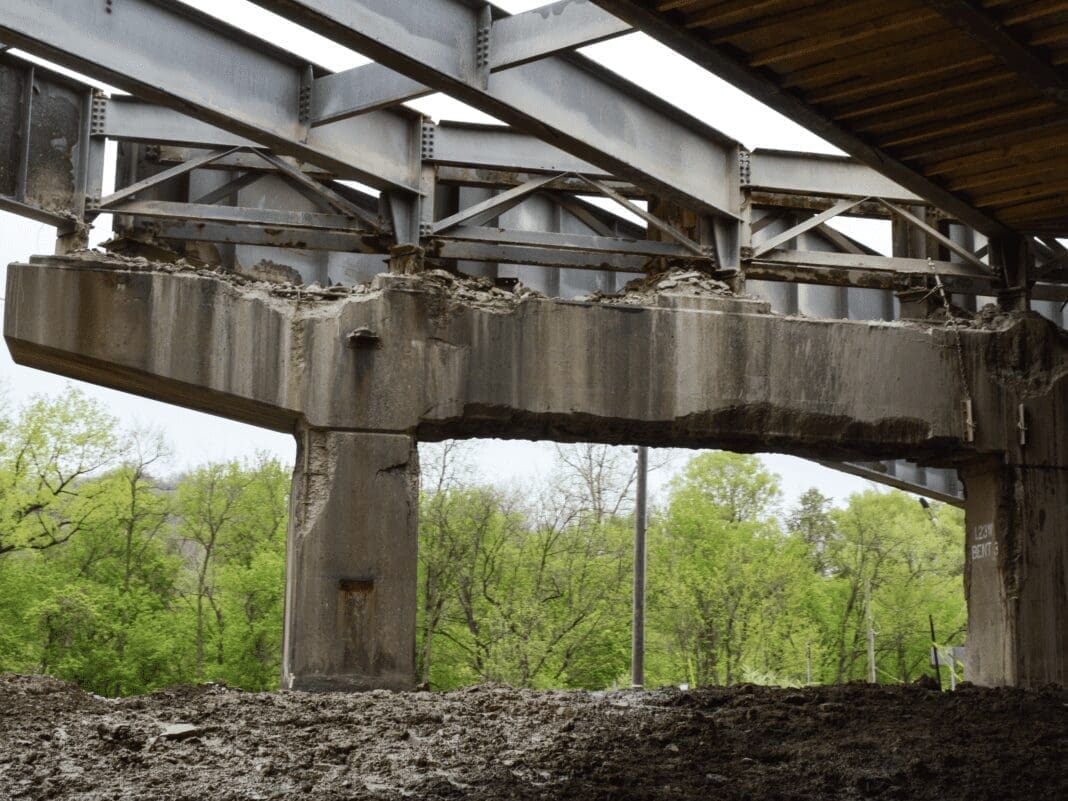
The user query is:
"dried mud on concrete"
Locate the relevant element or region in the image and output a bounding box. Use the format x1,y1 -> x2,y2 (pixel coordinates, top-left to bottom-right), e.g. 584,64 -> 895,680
1,674 -> 1065,801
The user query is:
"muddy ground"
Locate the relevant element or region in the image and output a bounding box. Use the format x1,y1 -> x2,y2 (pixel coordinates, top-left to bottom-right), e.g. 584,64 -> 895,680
0,674 -> 1065,801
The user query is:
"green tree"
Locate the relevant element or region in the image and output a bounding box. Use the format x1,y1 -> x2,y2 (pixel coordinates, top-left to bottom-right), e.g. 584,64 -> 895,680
0,389 -> 291,694
814,490 -> 965,684
6,427 -> 187,695
648,452 -> 817,687
212,457 -> 289,690
787,487 -> 836,573
173,455 -> 289,688
798,489 -> 965,683
0,390 -> 120,555
418,444 -> 634,690
417,441 -> 480,686
0,386 -> 972,696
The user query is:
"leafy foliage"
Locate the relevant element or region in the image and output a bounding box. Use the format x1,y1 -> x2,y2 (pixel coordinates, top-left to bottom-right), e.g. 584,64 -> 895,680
417,444 -> 634,690
0,389 -> 967,694
0,389 -> 289,694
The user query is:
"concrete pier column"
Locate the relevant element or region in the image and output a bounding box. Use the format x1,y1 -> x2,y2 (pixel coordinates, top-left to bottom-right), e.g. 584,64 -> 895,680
282,426 -> 419,691
960,459 -> 1068,687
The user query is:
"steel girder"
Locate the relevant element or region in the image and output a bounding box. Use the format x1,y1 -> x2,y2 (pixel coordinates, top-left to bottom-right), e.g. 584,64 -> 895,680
100,97 -> 616,181
0,0 -> 423,193
746,151 -> 923,206
99,93 -> 937,208
247,0 -> 742,221
0,0 -> 724,217
308,1 -> 632,124
0,41 -> 1056,304
0,52 -> 102,230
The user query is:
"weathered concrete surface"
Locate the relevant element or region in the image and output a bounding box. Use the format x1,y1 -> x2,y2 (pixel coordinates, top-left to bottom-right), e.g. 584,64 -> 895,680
957,312 -> 1068,687
283,427 -> 418,691
5,255 -> 973,462
962,459 -> 1068,688
8,254 -> 1068,688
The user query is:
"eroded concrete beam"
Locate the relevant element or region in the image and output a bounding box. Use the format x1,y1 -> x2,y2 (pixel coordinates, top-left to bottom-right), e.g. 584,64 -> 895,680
5,254 -> 982,463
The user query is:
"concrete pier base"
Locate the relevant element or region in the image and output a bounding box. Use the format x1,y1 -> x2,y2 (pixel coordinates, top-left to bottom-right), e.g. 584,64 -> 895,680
281,427 -> 419,691
962,459 -> 1068,687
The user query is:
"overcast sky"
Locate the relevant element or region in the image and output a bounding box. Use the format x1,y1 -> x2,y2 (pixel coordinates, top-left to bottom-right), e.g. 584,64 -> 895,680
0,0 -> 893,508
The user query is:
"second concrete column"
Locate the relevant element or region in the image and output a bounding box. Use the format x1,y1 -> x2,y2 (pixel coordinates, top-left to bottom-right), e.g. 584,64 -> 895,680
961,458 -> 1068,687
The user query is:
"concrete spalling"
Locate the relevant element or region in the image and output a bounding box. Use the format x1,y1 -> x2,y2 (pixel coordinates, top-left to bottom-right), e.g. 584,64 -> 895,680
5,251 -> 1067,689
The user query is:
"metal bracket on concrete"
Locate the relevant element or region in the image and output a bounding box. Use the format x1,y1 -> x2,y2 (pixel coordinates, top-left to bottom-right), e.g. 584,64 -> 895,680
963,399 -> 977,443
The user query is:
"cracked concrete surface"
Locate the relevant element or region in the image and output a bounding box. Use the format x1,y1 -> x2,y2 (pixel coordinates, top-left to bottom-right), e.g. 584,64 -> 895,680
4,255 -> 991,462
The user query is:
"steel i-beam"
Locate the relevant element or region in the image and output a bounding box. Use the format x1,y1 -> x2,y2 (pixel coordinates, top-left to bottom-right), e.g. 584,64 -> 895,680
248,0 -> 743,222
0,0 -> 423,194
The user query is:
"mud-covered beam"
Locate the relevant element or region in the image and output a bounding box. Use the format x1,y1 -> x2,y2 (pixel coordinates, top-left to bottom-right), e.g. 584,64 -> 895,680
4,254 -> 986,462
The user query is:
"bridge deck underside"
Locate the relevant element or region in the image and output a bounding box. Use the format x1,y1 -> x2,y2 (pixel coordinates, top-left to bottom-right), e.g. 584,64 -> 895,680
601,0 -> 1068,238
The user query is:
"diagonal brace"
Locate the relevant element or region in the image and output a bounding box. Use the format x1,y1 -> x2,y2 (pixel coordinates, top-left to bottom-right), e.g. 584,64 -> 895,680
432,172 -> 567,233
573,175 -> 709,258
877,199 -> 991,272
750,197 -> 870,258
1037,237 -> 1068,277
97,147 -> 243,209
251,149 -> 382,230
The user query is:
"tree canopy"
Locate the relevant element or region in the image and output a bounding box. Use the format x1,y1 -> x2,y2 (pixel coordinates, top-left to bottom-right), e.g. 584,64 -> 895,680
0,388 -> 966,695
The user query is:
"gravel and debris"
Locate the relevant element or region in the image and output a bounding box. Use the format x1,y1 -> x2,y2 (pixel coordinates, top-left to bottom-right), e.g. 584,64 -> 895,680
1,673 -> 1065,800
36,250 -> 375,303
577,269 -> 734,305
376,268 -> 546,311
42,253 -> 751,313
967,303 -> 1047,331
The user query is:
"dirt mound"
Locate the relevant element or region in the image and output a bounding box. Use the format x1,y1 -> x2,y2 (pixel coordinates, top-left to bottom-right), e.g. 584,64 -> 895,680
0,674 -> 1065,800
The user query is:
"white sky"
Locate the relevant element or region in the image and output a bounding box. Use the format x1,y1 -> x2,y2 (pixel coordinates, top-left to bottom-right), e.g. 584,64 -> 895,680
0,0 -> 894,508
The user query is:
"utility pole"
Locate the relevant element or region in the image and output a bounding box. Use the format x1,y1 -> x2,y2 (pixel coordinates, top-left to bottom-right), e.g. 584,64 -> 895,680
632,445 -> 648,689
865,578 -> 877,683
929,614 -> 942,691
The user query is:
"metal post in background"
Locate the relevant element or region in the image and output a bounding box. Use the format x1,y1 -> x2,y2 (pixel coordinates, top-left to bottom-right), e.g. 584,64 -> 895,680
930,614 -> 942,691
632,445 -> 648,689
866,578 -> 877,683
